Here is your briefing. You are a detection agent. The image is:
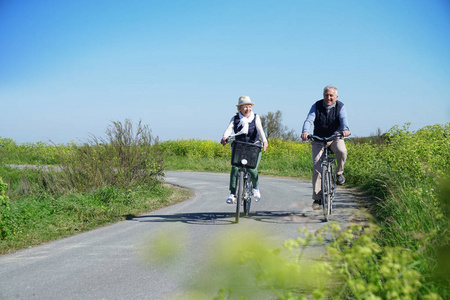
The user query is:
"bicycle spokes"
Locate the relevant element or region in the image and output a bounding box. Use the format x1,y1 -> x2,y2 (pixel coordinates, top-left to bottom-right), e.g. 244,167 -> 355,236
245,178 -> 252,216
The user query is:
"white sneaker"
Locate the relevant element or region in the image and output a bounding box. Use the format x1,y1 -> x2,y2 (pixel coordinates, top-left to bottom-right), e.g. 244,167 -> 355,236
252,188 -> 261,202
226,194 -> 236,204
311,200 -> 321,210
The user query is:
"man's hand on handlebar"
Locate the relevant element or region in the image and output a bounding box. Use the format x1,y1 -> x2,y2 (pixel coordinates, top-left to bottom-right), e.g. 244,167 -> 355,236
301,131 -> 309,142
303,130 -> 351,142
342,130 -> 351,138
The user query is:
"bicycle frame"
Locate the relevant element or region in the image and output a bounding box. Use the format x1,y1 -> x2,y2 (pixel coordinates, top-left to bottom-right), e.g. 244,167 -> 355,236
309,132 -> 341,221
235,165 -> 253,223
226,138 -> 262,223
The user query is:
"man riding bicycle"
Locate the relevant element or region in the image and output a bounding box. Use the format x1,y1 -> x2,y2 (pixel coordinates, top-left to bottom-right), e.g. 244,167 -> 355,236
301,85 -> 351,210
221,96 -> 269,204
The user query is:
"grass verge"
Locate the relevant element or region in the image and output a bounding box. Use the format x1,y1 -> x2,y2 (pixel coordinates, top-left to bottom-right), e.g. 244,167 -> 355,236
0,172 -> 192,255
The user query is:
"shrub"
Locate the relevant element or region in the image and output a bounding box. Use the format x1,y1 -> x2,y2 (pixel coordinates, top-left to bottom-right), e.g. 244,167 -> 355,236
56,119 -> 164,193
0,177 -> 16,240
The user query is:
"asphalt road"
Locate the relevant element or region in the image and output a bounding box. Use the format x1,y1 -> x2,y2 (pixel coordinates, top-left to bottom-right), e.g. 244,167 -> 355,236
0,171 -> 362,299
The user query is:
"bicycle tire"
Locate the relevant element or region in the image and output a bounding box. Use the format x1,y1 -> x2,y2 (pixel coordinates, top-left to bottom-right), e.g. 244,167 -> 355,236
235,171 -> 244,223
321,165 -> 331,221
326,165 -> 332,218
243,179 -> 252,216
330,161 -> 337,215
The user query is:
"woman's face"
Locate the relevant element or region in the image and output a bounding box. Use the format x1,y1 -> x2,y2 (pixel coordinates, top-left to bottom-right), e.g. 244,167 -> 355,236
239,104 -> 253,117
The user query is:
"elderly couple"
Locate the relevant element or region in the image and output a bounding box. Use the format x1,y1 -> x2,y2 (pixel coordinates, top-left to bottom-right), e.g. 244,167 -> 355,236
220,85 -> 351,210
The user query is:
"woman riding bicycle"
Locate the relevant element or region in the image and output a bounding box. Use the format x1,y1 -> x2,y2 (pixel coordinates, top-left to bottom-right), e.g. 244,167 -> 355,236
221,96 -> 269,204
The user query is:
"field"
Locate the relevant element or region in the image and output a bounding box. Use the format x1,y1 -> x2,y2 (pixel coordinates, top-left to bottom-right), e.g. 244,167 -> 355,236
1,122 -> 449,299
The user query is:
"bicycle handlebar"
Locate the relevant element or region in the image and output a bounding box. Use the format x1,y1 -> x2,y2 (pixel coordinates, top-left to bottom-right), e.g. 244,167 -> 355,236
225,137 -> 263,148
307,131 -> 347,143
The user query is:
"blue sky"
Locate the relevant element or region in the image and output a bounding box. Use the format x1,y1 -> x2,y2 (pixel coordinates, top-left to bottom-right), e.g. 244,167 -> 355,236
1,0 -> 449,144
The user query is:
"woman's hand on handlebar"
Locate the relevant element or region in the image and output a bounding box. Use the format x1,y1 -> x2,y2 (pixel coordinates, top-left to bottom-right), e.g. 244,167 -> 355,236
263,141 -> 268,151
220,137 -> 228,146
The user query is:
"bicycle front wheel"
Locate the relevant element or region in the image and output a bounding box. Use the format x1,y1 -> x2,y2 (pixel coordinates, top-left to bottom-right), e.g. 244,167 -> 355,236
330,161 -> 337,215
321,165 -> 331,221
235,171 -> 244,223
243,178 -> 252,216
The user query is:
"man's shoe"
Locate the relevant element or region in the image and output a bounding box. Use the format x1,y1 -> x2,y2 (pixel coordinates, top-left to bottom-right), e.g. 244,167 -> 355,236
252,188 -> 261,202
337,174 -> 345,185
226,194 -> 236,204
312,200 -> 321,210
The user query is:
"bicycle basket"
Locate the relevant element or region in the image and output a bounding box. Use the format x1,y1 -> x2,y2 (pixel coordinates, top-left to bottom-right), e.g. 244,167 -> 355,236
231,141 -> 261,169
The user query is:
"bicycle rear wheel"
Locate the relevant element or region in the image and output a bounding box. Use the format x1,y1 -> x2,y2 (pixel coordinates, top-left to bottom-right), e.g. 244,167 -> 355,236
321,165 -> 331,221
235,171 -> 244,223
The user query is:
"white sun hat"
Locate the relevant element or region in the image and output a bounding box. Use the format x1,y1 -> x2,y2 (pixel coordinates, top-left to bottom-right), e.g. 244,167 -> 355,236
236,96 -> 255,107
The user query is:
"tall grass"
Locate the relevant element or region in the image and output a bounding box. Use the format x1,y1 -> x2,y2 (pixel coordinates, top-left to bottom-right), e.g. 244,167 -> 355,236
342,124 -> 450,297
0,169 -> 190,254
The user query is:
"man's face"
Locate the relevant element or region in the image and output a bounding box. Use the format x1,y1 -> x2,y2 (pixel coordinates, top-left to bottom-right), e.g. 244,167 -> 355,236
323,89 -> 338,107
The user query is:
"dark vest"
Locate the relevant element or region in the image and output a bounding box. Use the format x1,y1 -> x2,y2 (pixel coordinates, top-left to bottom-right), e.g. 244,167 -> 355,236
233,113 -> 259,143
313,100 -> 343,137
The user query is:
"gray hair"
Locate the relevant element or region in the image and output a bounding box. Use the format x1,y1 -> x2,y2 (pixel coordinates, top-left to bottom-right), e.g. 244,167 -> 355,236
323,85 -> 338,96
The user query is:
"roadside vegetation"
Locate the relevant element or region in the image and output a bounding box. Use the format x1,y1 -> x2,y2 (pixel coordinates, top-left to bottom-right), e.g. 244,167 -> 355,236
0,120 -> 191,253
1,119 -> 449,299
156,123 -> 450,299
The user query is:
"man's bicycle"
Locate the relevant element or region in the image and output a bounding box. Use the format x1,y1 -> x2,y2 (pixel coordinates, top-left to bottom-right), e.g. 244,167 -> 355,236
308,132 -> 343,222
226,138 -> 262,223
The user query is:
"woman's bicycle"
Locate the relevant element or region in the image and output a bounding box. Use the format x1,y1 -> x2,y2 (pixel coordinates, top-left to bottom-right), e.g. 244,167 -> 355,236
226,138 -> 262,223
308,132 -> 343,222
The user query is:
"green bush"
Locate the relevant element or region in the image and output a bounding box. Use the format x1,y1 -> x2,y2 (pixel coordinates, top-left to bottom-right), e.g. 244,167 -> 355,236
54,119 -> 164,192
0,177 -> 16,240
345,124 -> 449,246
346,123 -> 450,193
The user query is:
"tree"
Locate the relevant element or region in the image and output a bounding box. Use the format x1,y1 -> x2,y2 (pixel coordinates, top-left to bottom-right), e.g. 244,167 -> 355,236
260,110 -> 299,141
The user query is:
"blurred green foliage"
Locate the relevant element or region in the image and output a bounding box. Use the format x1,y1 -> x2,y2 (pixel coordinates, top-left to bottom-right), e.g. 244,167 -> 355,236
148,224 -> 443,299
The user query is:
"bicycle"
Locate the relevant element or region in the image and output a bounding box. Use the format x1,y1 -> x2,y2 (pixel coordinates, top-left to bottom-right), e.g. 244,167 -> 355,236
308,132 -> 343,222
226,138 -> 263,223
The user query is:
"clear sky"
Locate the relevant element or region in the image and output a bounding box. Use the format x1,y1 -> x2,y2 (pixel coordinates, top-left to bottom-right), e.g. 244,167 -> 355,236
1,0 -> 449,144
